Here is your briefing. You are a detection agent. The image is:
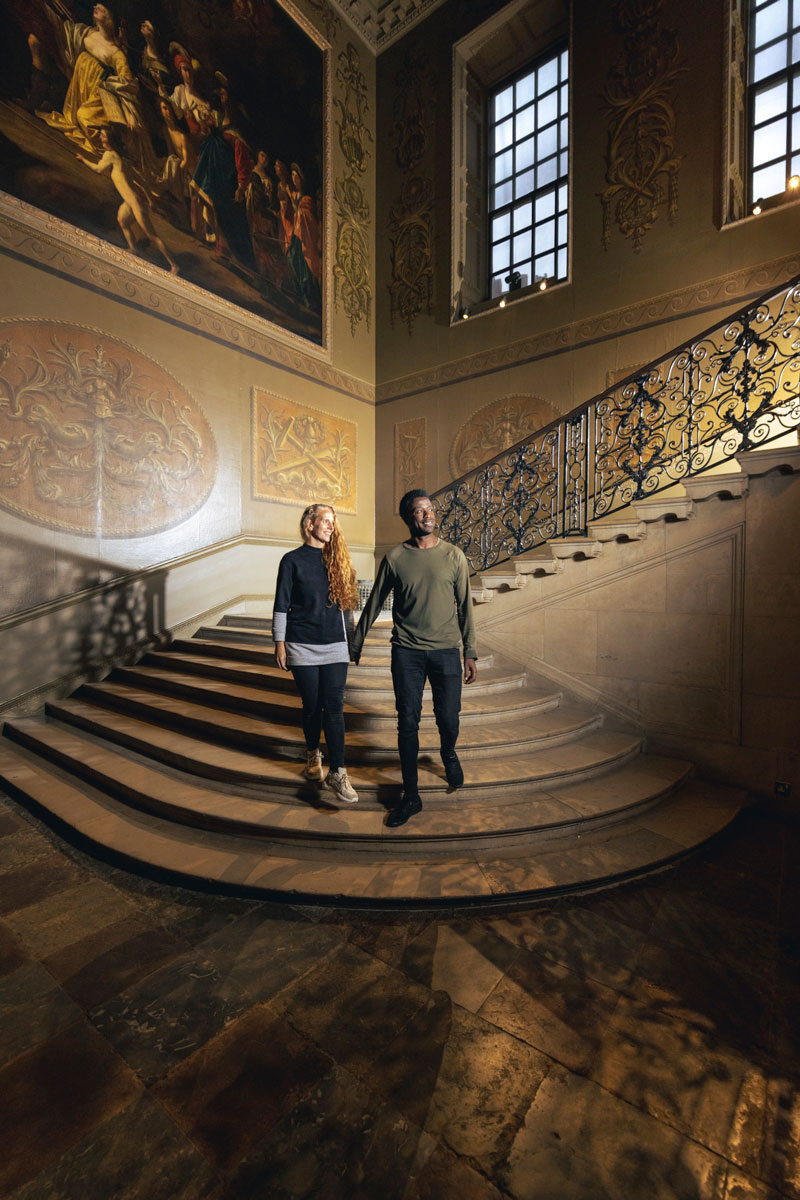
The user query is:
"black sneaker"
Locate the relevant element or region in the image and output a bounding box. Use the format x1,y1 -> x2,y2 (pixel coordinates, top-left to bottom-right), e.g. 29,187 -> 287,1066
442,751 -> 464,788
386,793 -> 422,827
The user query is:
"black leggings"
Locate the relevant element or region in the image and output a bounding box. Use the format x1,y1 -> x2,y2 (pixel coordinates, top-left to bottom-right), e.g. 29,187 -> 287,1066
290,661 -> 348,770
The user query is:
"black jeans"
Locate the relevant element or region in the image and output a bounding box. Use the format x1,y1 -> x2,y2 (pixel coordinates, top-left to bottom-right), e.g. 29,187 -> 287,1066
290,661 -> 348,770
390,645 -> 462,795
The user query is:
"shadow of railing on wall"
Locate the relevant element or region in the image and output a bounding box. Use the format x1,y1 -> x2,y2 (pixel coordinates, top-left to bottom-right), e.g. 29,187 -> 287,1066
433,274 -> 800,572
0,533 -> 168,716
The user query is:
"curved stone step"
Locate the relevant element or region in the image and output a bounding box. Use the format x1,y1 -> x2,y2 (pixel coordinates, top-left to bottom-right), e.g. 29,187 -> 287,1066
7,713 -> 642,804
67,681 -> 575,762
178,636 -> 495,675
133,651 -> 527,702
0,741 -> 746,905
109,665 -> 557,728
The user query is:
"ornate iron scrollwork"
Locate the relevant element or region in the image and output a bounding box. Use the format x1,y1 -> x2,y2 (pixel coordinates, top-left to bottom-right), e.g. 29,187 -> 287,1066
433,276 -> 800,572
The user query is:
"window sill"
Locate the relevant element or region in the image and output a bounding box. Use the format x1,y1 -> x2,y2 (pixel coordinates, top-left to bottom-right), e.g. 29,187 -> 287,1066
453,276 -> 570,326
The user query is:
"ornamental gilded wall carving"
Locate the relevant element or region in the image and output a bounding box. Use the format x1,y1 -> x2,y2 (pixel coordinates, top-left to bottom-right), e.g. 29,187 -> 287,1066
387,49 -> 436,333
333,44 -> 373,335
599,0 -> 684,251
306,0 -> 342,42
0,322 -> 217,537
252,389 -> 356,512
394,417 -> 427,510
450,395 -> 558,478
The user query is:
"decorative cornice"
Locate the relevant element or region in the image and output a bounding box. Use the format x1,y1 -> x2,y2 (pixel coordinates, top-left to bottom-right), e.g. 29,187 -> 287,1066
0,192 -> 375,406
331,0 -> 448,53
375,252 -> 800,404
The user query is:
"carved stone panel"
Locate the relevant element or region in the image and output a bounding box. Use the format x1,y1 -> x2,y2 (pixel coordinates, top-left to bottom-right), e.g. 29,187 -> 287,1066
252,388 -> 356,512
600,0 -> 684,251
394,417 -> 427,510
450,394 -> 557,479
0,321 -> 217,537
333,44 -> 373,335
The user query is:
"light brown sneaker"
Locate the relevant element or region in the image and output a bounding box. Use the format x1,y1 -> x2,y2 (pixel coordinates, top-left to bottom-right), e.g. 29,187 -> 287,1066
325,767 -> 359,804
302,748 -> 324,782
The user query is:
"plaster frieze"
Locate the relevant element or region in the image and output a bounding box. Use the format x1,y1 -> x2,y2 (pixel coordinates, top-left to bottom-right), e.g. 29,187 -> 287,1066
0,193 -> 374,406
375,252 -> 800,404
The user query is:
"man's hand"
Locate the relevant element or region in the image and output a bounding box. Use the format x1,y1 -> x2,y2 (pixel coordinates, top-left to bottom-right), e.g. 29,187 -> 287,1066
350,651 -> 360,666
275,640 -> 289,671
464,657 -> 477,684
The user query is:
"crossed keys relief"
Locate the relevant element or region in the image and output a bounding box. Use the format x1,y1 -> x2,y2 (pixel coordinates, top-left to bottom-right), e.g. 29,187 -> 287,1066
253,390 -> 356,512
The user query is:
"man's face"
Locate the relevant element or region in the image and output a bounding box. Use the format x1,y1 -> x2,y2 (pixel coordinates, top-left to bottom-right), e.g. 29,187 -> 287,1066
407,498 -> 436,536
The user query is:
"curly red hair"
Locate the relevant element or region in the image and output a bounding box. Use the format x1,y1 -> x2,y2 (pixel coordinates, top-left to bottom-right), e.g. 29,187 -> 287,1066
300,503 -> 358,611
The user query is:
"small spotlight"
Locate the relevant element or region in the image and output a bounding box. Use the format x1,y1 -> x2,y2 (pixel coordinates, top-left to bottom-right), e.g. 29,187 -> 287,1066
752,198 -> 763,215
538,276 -> 548,291
789,174 -> 800,190
461,308 -> 470,320
499,298 -> 506,308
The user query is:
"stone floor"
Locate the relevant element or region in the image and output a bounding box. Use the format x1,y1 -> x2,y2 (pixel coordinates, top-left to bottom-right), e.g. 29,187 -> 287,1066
0,789 -> 797,1200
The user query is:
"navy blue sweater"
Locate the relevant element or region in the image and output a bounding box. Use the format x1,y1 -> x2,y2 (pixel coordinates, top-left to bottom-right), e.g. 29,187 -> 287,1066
274,544 -> 346,644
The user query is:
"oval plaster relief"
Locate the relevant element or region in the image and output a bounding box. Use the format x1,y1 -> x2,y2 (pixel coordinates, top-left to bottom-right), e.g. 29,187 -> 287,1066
0,321 -> 217,537
450,394 -> 558,479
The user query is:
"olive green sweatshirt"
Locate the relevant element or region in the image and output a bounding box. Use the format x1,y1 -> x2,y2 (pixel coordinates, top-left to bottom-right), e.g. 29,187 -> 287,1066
352,539 -> 477,659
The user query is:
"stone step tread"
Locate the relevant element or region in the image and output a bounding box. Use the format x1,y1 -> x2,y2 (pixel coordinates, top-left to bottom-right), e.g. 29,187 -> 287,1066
4,715 -> 644,806
180,637 -> 494,671
0,742 -> 746,902
143,650 -> 523,694
70,683 -> 578,756
112,664 -> 544,721
219,615 -> 396,639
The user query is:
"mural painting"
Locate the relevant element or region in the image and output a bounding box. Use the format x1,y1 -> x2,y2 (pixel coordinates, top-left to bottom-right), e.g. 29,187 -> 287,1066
252,388 -> 356,512
0,0 -> 326,345
0,321 -> 218,536
450,395 -> 557,479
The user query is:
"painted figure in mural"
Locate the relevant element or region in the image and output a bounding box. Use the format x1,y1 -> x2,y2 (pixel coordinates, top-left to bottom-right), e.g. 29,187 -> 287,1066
351,489 -> 478,827
138,19 -> 171,94
273,504 -> 360,805
76,125 -> 179,274
38,4 -> 143,154
190,85 -> 256,271
246,152 -> 300,298
156,95 -> 195,215
279,161 -> 321,312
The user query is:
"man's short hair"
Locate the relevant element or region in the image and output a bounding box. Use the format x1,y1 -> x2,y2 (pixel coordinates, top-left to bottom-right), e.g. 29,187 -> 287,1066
399,488 -> 430,526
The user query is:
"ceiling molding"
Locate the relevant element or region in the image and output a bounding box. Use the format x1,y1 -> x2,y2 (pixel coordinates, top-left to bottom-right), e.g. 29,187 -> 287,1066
331,0 -> 449,52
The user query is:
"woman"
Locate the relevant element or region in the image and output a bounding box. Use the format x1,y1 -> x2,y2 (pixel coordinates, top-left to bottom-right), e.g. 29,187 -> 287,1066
273,503 -> 359,803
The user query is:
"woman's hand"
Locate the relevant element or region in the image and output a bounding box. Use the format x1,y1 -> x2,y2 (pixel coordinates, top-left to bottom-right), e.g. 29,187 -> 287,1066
275,640 -> 288,671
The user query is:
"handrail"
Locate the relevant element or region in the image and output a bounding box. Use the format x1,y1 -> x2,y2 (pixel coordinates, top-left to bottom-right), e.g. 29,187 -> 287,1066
432,273 -> 800,572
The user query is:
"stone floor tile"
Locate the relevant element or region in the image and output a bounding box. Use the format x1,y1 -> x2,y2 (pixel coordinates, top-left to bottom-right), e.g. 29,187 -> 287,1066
0,822 -> 61,873
9,1093 -> 220,1200
477,947 -> 623,1072
0,853 -> 87,916
42,914 -> 188,1010
0,961 -> 83,1069
152,1004 -> 333,1171
337,912 -> 435,969
403,1140 -> 504,1200
589,990 -> 797,1177
481,902 -> 646,993
496,1063 -> 783,1200
362,993 -> 550,1172
0,1018 -> 141,1195
269,939 -> 432,1079
2,879 -> 139,960
224,1065 -> 432,1200
397,919 -> 519,1012
647,888 -> 778,984
0,920 -> 27,978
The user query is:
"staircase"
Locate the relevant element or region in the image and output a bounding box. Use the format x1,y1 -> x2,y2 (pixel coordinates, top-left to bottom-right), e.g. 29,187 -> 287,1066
0,540 -> 751,906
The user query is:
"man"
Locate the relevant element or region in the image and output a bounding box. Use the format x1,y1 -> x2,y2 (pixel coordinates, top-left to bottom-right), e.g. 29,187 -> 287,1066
351,489 -> 477,827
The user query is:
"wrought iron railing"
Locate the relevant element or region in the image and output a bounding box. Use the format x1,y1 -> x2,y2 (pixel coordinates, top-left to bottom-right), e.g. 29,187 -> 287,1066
433,274 -> 800,572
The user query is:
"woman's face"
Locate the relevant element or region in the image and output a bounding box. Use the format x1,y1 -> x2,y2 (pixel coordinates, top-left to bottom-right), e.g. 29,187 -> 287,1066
291,169 -> 302,189
257,150 -> 268,168
99,127 -> 110,149
305,507 -> 334,546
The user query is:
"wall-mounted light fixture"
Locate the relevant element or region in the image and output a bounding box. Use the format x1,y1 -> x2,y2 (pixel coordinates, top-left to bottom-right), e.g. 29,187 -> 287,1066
537,276 -> 548,291
461,308 -> 471,320
789,174 -> 800,191
752,197 -> 763,215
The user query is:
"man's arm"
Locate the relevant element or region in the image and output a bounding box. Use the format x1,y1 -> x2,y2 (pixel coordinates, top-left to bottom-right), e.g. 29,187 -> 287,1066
350,557 -> 393,661
453,548 -> 478,683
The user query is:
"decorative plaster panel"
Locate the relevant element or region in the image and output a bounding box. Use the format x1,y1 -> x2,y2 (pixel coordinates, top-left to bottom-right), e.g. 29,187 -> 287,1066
0,320 -> 217,537
252,388 -> 357,512
450,394 -> 557,478
394,416 -> 427,509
